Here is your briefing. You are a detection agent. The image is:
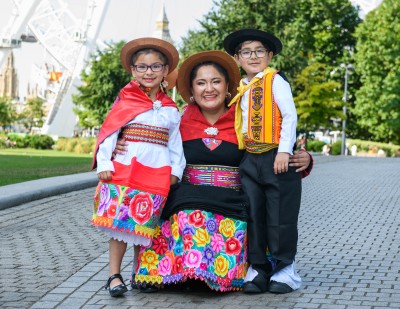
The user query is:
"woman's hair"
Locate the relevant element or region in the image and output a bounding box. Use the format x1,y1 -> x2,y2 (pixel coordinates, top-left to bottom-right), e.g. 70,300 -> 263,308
130,48 -> 168,66
189,61 -> 229,86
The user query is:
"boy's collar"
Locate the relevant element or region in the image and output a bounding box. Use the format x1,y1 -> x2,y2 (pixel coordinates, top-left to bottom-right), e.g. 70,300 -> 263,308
243,67 -> 274,84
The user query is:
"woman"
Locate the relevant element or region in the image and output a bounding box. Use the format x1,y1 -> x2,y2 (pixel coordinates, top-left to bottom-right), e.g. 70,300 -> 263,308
129,50 -> 312,292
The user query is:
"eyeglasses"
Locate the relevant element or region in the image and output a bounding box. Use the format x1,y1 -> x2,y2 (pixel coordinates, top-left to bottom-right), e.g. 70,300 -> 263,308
238,49 -> 269,59
132,63 -> 165,73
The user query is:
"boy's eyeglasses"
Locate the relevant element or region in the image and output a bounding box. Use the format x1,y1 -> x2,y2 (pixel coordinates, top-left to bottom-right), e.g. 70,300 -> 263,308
132,63 -> 164,73
238,49 -> 269,59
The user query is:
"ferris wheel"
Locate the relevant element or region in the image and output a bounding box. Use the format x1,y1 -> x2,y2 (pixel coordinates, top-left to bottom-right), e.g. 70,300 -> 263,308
0,0 -> 110,137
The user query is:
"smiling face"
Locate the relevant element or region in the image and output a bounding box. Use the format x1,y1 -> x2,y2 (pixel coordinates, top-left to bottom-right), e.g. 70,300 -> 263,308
130,51 -> 169,96
234,40 -> 273,80
190,64 -> 229,115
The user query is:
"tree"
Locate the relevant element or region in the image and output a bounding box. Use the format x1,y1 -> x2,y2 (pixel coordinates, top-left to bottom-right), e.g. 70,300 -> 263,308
73,41 -> 132,127
180,0 -> 360,82
352,0 -> 400,144
0,97 -> 16,130
19,97 -> 45,131
294,62 -> 344,132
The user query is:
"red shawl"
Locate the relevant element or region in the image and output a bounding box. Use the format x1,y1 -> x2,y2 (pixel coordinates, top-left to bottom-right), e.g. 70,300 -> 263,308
92,81 -> 177,169
180,103 -> 238,145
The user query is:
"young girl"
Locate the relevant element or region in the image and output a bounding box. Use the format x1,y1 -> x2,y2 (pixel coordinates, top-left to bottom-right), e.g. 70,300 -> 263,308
91,37 -> 185,297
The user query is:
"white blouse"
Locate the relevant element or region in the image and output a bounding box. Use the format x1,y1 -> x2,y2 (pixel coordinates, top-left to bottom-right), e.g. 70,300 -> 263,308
96,105 -> 186,180
240,72 -> 297,154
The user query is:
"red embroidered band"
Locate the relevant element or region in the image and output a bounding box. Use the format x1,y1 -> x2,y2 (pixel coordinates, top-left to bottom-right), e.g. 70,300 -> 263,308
122,123 -> 169,147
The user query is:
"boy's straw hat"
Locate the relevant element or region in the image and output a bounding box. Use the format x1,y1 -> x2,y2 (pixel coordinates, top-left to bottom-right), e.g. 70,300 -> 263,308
176,50 -> 241,104
223,29 -> 282,56
120,37 -> 179,74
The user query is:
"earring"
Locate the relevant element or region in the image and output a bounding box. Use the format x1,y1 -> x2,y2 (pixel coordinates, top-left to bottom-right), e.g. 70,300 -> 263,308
226,92 -> 232,99
190,96 -> 195,103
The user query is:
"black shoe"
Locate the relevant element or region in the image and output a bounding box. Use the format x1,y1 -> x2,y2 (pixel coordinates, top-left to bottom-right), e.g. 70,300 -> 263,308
243,269 -> 269,294
105,274 -> 128,297
269,280 -> 294,294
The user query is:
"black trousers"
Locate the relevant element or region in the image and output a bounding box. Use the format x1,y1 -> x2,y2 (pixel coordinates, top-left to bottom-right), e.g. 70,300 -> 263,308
240,149 -> 302,274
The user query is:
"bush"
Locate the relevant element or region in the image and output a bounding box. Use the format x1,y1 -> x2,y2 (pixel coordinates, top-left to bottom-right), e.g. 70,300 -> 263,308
306,140 -> 326,152
331,141 -> 342,155
7,133 -> 30,148
28,134 -> 55,149
55,137 -> 96,154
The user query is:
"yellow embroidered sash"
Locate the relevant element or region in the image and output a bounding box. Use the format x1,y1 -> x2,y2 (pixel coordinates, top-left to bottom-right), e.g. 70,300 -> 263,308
228,68 -> 281,150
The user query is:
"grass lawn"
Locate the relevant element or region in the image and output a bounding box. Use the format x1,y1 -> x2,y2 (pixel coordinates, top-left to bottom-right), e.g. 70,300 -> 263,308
0,148 -> 93,186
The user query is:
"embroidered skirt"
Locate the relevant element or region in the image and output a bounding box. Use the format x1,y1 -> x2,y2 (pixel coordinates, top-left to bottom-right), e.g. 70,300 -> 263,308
92,157 -> 171,246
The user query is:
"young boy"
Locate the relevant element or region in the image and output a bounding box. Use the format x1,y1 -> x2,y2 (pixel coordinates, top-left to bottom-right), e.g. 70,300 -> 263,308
224,29 -> 302,294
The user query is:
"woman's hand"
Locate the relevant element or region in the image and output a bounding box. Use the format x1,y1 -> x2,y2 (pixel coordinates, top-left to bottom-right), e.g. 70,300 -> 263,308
97,171 -> 112,180
113,138 -> 128,156
289,151 -> 311,172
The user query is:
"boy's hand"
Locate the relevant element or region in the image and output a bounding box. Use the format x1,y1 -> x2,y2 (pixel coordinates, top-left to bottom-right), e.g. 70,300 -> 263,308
274,152 -> 289,174
114,138 -> 128,156
98,171 -> 112,181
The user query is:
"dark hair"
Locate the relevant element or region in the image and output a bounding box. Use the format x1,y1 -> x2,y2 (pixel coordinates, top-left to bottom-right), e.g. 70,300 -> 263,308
189,62 -> 230,87
130,48 -> 168,66
234,41 -> 270,55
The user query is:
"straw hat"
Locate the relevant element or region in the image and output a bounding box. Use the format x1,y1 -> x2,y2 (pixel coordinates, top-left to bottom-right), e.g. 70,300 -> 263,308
223,29 -> 283,56
176,50 -> 241,104
120,37 -> 179,74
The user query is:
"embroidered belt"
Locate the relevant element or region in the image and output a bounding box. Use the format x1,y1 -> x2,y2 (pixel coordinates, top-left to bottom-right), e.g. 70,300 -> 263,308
122,123 -> 169,147
243,133 -> 278,153
182,164 -> 241,190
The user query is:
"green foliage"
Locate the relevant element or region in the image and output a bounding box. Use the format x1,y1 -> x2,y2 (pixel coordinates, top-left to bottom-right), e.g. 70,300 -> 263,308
294,62 -> 344,132
6,133 -> 54,149
55,137 -> 96,154
306,139 -> 326,152
19,97 -> 45,130
0,97 -> 16,129
331,140 -> 342,155
353,0 -> 400,144
180,0 -> 360,82
7,133 -> 30,148
73,41 -> 132,127
27,134 -> 55,150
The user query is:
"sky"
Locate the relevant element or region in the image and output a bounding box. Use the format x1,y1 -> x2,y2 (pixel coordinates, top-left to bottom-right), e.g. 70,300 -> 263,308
0,0 -> 382,99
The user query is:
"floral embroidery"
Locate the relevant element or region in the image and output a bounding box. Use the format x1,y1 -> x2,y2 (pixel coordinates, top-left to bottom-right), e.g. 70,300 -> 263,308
129,193 -> 154,225
135,209 -> 248,291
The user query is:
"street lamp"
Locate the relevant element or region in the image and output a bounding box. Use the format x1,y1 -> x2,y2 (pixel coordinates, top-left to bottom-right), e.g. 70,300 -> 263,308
340,63 -> 353,155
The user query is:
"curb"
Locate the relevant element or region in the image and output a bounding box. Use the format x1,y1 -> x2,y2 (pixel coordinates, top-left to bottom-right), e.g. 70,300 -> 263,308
0,172 -> 98,210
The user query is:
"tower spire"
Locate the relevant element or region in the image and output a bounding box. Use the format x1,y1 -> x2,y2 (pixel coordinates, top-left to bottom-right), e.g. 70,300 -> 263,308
152,1 -> 173,43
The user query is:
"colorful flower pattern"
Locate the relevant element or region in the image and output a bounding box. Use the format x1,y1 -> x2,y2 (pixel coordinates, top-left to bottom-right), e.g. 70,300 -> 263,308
134,209 -> 247,291
92,182 -> 166,240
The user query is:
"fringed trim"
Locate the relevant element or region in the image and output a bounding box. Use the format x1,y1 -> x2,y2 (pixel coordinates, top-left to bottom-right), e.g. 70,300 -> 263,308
134,268 -> 245,292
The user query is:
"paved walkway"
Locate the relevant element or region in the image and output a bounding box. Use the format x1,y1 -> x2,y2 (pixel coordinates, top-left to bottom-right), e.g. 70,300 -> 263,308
0,156 -> 399,308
